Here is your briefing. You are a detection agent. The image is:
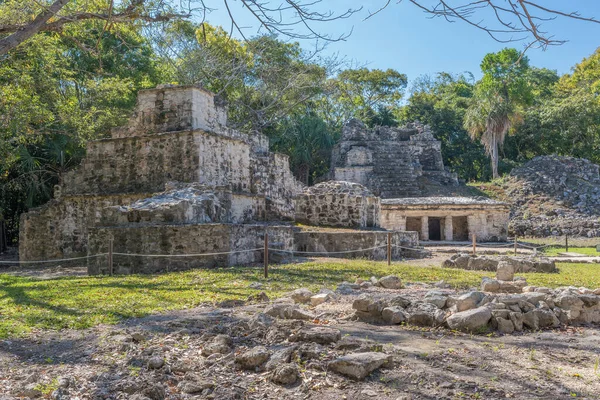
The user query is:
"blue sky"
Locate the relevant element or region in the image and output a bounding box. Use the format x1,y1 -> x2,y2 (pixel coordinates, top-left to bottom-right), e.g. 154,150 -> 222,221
202,1 -> 600,83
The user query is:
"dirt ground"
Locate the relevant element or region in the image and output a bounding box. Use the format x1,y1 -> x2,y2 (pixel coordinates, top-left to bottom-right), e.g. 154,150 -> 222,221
2,285 -> 600,400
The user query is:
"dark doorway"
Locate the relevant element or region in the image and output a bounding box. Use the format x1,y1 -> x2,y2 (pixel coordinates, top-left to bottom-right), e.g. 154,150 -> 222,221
428,218 -> 441,241
453,216 -> 469,241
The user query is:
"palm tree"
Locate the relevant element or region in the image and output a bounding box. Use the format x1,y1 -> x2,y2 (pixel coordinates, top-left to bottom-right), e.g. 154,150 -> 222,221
464,48 -> 531,180
464,89 -> 523,179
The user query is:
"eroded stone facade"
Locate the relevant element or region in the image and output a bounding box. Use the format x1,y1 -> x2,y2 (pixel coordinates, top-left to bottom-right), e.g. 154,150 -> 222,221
20,85 -> 303,265
294,181 -> 380,228
331,120 -> 458,198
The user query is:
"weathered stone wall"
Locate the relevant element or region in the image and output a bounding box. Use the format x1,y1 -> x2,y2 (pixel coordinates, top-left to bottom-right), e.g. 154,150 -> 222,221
293,231 -> 420,260
294,181 -> 380,228
62,131 -> 253,195
19,193 -> 149,260
111,85 -> 228,137
251,152 -> 301,221
331,120 -> 458,198
87,224 -> 295,275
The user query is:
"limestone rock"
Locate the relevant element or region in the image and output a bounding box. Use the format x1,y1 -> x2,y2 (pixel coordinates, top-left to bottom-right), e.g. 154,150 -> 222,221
535,309 -> 560,328
201,335 -> 232,356
352,294 -> 387,320
328,352 -> 393,380
468,257 -> 498,271
510,311 -> 524,331
496,261 -> 515,281
289,288 -> 313,304
446,306 -> 492,332
424,291 -> 448,309
235,346 -> 271,370
265,347 -> 295,371
496,318 -> 514,334
270,363 -> 299,385
310,293 -> 330,306
481,277 -> 501,292
382,307 -> 407,324
406,303 -> 445,327
378,275 -> 403,289
291,327 -> 341,345
264,303 -> 315,320
449,291 -> 485,312
147,356 -> 164,369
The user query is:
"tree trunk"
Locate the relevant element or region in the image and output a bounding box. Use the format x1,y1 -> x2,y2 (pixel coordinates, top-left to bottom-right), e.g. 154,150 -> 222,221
491,133 -> 499,179
0,0 -> 70,56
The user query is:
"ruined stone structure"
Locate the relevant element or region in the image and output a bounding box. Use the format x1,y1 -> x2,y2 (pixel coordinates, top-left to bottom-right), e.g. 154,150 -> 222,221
380,197 -> 510,241
294,181 -> 379,228
331,120 -> 458,198
19,85 -> 419,273
20,85 -> 302,272
331,121 -> 510,242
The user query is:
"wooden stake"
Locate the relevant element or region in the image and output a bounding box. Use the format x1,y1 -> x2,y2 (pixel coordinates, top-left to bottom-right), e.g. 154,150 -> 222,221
565,234 -> 569,253
514,236 -> 518,255
264,233 -> 269,279
387,232 -> 392,266
108,239 -> 114,276
472,233 -> 477,255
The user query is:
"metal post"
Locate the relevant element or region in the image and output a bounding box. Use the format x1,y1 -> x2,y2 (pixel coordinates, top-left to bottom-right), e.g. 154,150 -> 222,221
565,234 -> 569,253
264,233 -> 269,279
0,221 -> 5,253
387,232 -> 392,266
472,233 -> 477,255
108,239 -> 114,276
514,236 -> 518,255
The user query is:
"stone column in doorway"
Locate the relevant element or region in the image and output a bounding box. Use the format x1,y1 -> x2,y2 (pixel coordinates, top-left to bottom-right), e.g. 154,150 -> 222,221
420,216 -> 429,241
444,216 -> 453,241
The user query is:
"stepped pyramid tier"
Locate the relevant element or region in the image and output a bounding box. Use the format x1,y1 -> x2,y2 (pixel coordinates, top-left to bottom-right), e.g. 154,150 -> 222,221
19,85 -> 303,270
331,119 -> 459,199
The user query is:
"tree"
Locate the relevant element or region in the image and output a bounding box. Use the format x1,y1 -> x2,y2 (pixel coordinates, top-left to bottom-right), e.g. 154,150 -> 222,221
401,72 -> 493,181
323,68 -> 407,128
0,21 -> 161,243
531,48 -> 600,163
464,48 -> 532,179
0,0 -> 359,57
271,113 -> 335,185
153,21 -> 330,132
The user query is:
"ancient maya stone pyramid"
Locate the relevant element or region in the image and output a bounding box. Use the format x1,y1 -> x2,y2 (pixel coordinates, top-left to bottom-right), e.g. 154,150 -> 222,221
19,85 -> 419,273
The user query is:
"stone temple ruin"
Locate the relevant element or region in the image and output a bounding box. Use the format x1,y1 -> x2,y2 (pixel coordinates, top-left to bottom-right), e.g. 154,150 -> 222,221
18,84 -> 511,273
19,85 -> 418,273
330,120 -> 510,241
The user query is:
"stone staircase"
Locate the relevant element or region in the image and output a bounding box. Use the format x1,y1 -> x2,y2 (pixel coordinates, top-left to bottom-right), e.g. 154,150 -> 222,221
371,145 -> 421,198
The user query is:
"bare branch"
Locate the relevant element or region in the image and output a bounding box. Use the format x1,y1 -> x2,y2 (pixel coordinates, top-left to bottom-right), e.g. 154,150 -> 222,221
0,0 -> 70,56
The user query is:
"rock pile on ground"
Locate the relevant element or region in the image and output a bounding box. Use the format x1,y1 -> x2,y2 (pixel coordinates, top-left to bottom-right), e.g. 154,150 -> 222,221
345,275 -> 600,334
500,155 -> 600,237
4,274 -> 600,399
443,253 -> 557,272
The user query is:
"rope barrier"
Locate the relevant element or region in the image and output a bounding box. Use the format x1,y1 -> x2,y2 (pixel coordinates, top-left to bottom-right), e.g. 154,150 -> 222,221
269,245 -> 388,255
477,243 -> 514,248
0,253 -> 108,265
112,248 -> 264,258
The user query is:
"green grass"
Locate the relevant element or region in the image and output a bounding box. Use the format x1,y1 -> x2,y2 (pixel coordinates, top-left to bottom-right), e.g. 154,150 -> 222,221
1,260 -> 599,338
542,247 -> 600,257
